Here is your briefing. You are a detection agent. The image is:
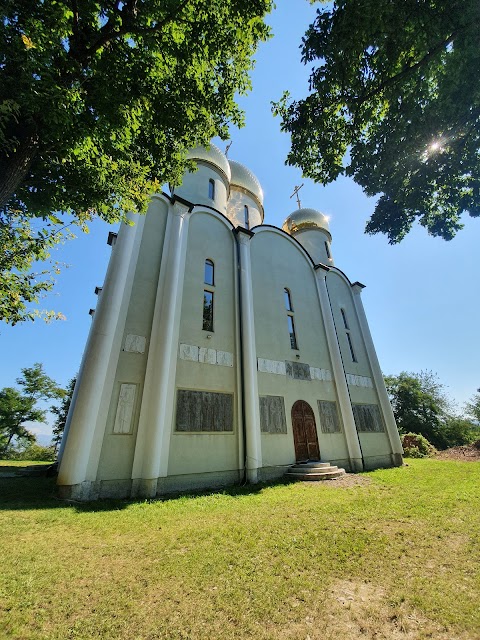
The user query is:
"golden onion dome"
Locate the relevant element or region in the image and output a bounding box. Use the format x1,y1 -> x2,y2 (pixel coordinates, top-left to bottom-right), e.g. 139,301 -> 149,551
228,160 -> 264,206
282,207 -> 331,241
187,143 -> 231,182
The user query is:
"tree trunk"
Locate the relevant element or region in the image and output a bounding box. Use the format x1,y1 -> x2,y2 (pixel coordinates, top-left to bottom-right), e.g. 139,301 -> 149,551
0,123 -> 39,210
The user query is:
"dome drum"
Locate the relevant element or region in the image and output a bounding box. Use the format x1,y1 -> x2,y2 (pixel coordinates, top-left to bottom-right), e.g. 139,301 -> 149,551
282,207 -> 334,265
228,160 -> 264,222
174,144 -> 231,214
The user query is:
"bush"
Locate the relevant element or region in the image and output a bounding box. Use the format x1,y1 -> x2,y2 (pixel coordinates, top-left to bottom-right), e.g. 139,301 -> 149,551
401,433 -> 436,458
14,443 -> 55,462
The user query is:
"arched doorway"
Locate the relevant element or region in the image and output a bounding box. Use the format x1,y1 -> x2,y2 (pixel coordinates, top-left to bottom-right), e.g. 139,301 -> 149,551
291,400 -> 320,462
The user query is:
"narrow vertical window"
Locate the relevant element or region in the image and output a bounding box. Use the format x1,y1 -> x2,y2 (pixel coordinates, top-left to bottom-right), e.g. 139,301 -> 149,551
208,179 -> 215,200
287,315 -> 298,350
244,205 -> 250,229
341,308 -> 357,362
284,288 -> 298,349
325,241 -> 331,260
203,291 -> 214,332
346,332 -> 357,362
204,259 -> 214,286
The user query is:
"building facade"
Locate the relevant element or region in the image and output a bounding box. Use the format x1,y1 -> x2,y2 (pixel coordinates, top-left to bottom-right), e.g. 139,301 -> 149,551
57,144 -> 403,500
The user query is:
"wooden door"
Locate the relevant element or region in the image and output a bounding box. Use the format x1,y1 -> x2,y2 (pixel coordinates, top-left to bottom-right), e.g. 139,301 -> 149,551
291,400 -> 320,462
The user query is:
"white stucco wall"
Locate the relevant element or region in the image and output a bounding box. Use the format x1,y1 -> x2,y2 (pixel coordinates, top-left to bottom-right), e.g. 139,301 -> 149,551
174,162 -> 229,215
251,229 -> 350,467
96,198 -> 169,481
168,210 -> 241,476
292,228 -> 334,266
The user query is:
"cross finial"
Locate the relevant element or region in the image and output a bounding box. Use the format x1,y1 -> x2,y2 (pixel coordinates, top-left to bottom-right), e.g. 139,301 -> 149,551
289,183 -> 304,209
225,141 -> 232,156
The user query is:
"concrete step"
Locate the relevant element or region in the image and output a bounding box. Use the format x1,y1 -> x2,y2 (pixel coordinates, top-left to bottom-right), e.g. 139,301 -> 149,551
285,461 -> 346,482
293,462 -> 332,469
287,469 -> 346,481
292,464 -> 339,474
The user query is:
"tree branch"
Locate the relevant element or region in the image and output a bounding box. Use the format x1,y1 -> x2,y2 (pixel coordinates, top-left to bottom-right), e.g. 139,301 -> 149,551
82,0 -> 193,60
356,25 -> 471,106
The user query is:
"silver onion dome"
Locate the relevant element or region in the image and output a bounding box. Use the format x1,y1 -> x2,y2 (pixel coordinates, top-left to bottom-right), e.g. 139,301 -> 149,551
228,160 -> 264,206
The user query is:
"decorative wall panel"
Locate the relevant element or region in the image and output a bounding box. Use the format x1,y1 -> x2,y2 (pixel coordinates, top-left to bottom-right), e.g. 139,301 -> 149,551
352,404 -> 385,432
176,390 -> 234,432
317,400 -> 341,433
259,396 -> 287,433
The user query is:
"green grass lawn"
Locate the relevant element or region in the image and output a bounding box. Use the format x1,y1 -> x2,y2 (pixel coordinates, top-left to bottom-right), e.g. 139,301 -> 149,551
0,460 -> 53,467
0,459 -> 479,639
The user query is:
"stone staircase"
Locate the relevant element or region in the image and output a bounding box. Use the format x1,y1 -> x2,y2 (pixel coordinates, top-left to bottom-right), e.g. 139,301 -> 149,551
285,461 -> 346,481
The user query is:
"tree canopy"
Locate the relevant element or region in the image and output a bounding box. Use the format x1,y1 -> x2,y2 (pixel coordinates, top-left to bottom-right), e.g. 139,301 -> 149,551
0,363 -> 65,456
385,371 -> 479,449
465,389 -> 480,423
0,0 -> 272,323
51,376 -> 76,454
274,0 -> 480,243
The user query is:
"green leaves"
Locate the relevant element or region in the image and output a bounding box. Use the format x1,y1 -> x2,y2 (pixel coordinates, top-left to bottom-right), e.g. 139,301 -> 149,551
0,0 -> 273,322
0,364 -> 66,456
385,371 -> 480,449
274,0 -> 480,242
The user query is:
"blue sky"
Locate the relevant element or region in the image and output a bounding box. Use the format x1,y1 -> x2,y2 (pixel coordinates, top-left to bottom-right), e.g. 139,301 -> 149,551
1,2 -> 478,439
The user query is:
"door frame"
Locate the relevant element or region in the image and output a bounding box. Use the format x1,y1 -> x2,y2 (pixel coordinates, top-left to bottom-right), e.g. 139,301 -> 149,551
291,399 -> 320,462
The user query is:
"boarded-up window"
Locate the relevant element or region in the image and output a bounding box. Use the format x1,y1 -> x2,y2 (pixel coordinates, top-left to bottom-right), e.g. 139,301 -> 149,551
259,396 -> 287,433
352,404 -> 384,432
176,390 -> 233,432
317,400 -> 341,433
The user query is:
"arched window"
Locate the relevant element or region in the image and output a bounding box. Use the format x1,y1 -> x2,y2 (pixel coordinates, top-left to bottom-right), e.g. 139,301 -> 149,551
284,288 -> 297,349
208,179 -> 215,200
204,259 -> 214,286
284,288 -> 293,311
244,205 -> 250,230
325,241 -> 331,260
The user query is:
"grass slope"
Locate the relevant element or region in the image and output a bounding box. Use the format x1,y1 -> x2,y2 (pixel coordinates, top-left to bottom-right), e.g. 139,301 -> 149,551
0,459 -> 479,639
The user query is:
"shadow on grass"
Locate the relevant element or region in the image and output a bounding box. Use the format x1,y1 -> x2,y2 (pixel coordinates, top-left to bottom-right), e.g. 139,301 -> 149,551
0,472 -> 297,513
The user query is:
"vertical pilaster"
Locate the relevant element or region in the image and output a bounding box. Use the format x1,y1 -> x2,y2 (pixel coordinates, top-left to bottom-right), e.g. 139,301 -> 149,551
235,228 -> 262,483
351,283 -> 403,465
314,266 -> 364,472
131,201 -> 192,496
58,214 -> 142,487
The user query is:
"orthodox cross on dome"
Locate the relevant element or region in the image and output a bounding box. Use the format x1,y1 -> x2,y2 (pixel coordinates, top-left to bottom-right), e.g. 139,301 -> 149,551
290,183 -> 304,209
225,141 -> 232,156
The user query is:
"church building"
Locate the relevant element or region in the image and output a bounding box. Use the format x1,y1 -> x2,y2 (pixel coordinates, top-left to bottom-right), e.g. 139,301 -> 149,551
57,144 -> 403,500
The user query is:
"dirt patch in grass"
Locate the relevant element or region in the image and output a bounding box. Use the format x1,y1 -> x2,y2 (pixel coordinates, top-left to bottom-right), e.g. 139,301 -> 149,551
315,579 -> 471,640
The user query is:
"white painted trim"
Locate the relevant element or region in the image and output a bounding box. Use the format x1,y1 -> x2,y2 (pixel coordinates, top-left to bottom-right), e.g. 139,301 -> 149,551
58,213 -> 144,485
237,229 -> 262,481
131,202 -> 192,490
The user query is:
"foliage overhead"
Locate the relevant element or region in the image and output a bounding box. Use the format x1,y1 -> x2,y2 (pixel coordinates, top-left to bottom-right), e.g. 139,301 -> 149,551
0,0 -> 272,323
0,208 -> 69,324
273,0 -> 480,243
